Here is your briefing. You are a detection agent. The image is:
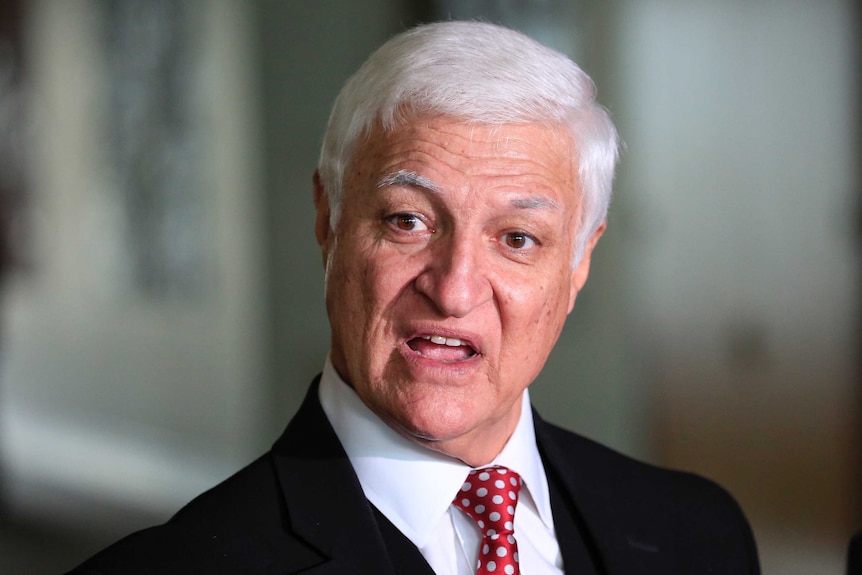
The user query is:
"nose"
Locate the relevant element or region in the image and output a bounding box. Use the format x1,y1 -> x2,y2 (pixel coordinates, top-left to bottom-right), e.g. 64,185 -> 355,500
414,232 -> 493,318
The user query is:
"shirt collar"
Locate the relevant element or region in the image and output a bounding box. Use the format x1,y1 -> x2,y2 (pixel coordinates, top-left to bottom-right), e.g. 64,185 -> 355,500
318,356 -> 554,547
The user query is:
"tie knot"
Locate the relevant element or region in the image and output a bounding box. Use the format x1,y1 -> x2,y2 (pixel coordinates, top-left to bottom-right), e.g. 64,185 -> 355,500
453,466 -> 522,537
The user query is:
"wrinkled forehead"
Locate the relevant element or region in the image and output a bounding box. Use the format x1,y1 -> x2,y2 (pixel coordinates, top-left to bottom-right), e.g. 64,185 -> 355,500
348,114 -> 580,186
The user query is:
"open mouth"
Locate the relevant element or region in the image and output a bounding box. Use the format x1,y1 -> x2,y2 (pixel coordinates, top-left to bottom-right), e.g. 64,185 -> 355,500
406,335 -> 478,363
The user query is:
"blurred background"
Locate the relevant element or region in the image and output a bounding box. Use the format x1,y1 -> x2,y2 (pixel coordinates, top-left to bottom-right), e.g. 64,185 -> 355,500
0,0 -> 858,573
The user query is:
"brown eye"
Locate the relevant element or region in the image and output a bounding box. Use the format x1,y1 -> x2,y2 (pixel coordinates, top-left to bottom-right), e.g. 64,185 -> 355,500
387,213 -> 429,233
396,215 -> 418,230
504,232 -> 534,249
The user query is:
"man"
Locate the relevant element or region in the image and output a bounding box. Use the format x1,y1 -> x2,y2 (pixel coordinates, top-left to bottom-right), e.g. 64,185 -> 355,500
68,21 -> 759,574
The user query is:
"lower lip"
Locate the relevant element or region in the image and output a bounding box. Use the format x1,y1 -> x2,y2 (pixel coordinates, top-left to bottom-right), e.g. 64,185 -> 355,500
399,341 -> 482,375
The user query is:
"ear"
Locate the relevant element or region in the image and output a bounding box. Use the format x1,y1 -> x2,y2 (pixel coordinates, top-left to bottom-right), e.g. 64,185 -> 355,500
567,221 -> 606,313
313,170 -> 332,266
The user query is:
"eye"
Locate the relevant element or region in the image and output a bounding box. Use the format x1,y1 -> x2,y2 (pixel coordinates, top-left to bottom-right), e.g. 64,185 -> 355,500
503,231 -> 536,250
387,213 -> 430,233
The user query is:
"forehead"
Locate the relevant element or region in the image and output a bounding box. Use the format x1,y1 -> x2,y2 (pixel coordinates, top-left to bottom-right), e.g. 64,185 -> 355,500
347,116 -> 579,201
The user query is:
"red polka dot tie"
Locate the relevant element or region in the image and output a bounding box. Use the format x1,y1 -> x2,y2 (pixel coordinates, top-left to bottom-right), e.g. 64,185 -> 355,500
453,466 -> 522,575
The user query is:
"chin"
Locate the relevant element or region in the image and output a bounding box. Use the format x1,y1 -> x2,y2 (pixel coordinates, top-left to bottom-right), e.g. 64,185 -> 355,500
395,399 -> 479,443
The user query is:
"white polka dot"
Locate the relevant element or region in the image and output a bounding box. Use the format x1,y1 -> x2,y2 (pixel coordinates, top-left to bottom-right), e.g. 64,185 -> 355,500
496,546 -> 507,558
479,472 -> 491,481
477,487 -> 488,497
496,468 -> 507,474
495,479 -> 505,489
489,511 -> 501,522
510,476 -> 519,486
504,565 -> 515,575
460,498 -> 470,507
487,560 -> 497,572
504,521 -> 513,530
492,494 -> 504,504
507,534 -> 516,544
488,531 -> 498,538
475,504 -> 485,514
508,491 -> 516,500
482,544 -> 490,555
507,505 -> 515,515
514,552 -> 519,562
478,520 -> 485,528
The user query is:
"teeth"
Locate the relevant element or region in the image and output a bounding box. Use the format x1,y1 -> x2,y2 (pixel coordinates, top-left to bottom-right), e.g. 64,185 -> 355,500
423,335 -> 464,347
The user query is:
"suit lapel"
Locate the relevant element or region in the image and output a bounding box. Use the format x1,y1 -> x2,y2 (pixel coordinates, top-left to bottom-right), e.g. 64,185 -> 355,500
271,378 -> 398,575
544,458 -> 602,575
372,505 -> 437,575
534,410 -> 676,575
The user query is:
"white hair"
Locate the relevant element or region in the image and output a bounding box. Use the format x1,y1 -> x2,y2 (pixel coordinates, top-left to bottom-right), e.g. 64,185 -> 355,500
318,20 -> 620,265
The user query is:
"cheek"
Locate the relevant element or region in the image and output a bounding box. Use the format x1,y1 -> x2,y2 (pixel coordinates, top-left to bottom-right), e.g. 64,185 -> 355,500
500,271 -> 572,351
361,251 -> 411,310
327,246 -> 373,341
336,246 -> 423,359
369,239 -> 435,295
541,271 -> 575,332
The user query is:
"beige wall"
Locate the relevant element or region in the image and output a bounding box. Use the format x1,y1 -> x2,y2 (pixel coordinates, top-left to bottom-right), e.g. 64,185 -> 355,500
611,0 -> 860,571
2,0 -> 266,511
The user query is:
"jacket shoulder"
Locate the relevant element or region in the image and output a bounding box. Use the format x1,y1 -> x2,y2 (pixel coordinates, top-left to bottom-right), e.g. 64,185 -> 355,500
537,418 -> 761,574
538,415 -> 738,500
65,453 -> 321,575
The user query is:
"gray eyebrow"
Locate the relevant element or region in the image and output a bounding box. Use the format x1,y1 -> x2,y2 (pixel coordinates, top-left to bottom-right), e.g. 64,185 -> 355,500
510,196 -> 561,211
377,168 -> 562,211
377,170 -> 442,194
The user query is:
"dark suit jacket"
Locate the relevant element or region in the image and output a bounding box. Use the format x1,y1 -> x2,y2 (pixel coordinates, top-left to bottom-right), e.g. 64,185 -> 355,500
67,379 -> 760,574
849,532 -> 862,575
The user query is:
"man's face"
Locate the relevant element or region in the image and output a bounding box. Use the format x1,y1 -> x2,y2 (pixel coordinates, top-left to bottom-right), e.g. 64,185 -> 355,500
315,116 -> 602,465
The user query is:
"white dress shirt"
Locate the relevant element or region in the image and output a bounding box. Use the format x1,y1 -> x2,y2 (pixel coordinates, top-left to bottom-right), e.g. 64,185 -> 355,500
318,357 -> 565,574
